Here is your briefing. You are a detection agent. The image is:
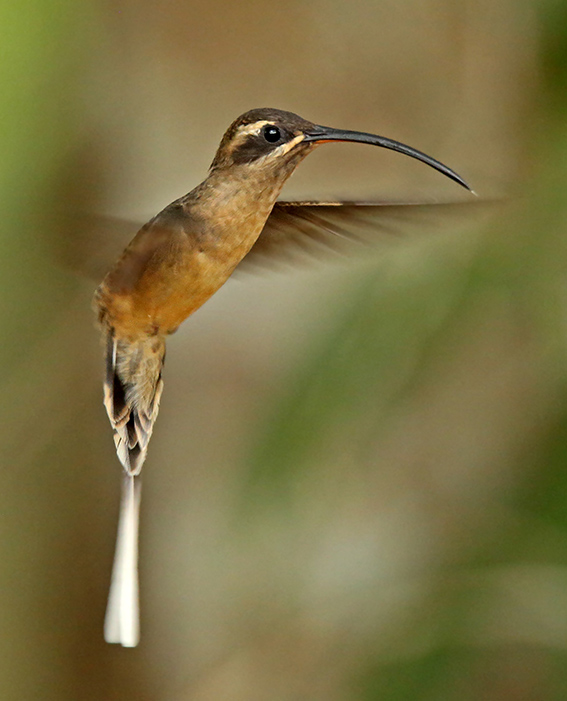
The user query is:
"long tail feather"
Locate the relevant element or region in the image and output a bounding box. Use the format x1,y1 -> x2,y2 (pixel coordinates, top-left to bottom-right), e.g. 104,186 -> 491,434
104,474 -> 141,647
102,330 -> 165,646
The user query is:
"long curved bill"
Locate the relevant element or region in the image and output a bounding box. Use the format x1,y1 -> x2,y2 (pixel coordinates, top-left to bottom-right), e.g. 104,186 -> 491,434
303,126 -> 471,191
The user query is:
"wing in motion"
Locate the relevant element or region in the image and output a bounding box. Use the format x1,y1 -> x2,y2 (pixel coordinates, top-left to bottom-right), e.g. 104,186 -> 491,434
237,199 -> 493,271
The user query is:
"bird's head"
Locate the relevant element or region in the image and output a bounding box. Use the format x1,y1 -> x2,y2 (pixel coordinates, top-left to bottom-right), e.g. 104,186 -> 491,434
209,108 -> 318,178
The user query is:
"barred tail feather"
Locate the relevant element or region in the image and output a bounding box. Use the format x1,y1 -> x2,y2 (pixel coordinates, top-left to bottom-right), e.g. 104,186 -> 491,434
103,332 -> 165,476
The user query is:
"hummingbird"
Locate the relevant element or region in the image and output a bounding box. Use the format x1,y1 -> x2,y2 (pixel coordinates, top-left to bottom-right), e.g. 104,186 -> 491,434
95,107 -> 472,647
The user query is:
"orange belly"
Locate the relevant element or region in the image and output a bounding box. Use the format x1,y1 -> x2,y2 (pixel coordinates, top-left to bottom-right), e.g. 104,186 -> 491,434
97,233 -> 252,338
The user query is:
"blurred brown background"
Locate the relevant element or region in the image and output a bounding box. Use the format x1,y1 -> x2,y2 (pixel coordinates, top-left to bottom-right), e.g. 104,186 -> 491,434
2,0 -> 567,699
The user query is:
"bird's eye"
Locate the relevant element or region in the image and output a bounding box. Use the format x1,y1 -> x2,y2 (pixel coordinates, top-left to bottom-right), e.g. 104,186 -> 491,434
263,125 -> 281,143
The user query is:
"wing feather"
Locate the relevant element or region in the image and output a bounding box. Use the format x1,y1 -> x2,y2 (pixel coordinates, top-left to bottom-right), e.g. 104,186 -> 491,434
237,200 -> 493,271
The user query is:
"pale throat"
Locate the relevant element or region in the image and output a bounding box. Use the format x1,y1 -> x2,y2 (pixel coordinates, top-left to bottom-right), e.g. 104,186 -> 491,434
195,165 -> 292,247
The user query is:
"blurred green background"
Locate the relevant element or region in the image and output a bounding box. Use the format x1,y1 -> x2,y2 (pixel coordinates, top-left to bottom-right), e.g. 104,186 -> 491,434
2,0 -> 567,699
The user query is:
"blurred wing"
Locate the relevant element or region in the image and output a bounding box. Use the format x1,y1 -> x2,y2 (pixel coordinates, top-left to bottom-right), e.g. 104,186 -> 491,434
53,210 -> 143,282
237,200 -> 494,272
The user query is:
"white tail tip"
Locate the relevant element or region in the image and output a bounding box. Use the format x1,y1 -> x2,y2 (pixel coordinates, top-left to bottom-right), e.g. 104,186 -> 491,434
104,475 -> 141,647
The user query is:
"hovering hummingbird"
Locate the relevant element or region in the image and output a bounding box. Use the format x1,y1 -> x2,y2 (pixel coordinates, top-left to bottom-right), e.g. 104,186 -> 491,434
94,107 -> 472,647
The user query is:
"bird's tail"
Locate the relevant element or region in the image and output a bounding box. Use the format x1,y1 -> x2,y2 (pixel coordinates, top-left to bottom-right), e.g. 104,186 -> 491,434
103,332 -> 165,476
102,331 -> 165,647
104,473 -> 142,647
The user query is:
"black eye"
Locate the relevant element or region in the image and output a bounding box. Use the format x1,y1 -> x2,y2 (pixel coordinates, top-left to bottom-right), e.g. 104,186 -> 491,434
263,125 -> 281,143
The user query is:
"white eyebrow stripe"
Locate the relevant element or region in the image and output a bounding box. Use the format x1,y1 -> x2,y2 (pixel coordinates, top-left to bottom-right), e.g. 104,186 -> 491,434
237,120 -> 271,137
